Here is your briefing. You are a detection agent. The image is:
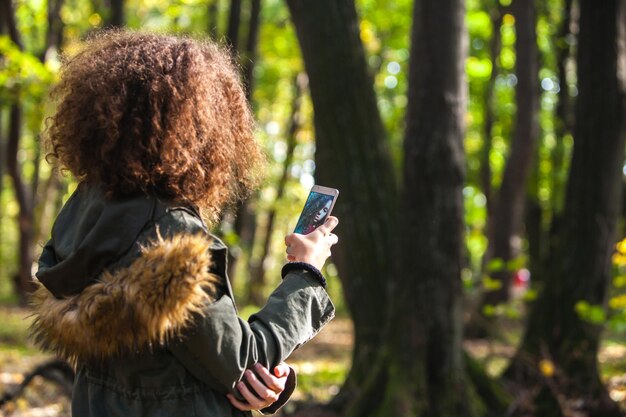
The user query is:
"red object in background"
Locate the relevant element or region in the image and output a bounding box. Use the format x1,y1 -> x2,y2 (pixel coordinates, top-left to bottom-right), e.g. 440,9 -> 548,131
513,268 -> 531,288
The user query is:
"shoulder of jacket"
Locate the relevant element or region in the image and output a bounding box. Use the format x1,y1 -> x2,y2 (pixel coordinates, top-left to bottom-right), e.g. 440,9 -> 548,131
31,215 -> 220,364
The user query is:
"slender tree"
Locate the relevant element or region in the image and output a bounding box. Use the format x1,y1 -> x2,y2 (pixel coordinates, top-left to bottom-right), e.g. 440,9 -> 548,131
506,1 -> 626,416
287,0 -> 498,415
107,0 -> 124,28
285,0 -> 398,411
207,0 -> 219,38
526,0 -> 575,288
247,74 -> 305,306
479,1 -> 504,215
2,0 -> 37,303
242,0 -> 261,101
226,0 -> 242,50
465,0 -> 505,338
2,0 -> 65,303
551,0 -> 574,215
44,0 -> 64,60
364,0 -> 479,415
223,0 -> 263,283
0,5 -> 6,280
481,0 -> 540,309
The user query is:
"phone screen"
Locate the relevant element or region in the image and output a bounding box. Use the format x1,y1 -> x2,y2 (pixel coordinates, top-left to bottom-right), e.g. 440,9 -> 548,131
294,190 -> 338,235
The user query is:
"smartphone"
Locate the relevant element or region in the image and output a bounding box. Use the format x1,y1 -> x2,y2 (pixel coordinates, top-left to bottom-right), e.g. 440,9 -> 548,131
294,185 -> 339,235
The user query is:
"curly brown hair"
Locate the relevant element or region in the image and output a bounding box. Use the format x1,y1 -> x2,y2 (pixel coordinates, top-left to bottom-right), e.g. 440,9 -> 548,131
46,30 -> 263,220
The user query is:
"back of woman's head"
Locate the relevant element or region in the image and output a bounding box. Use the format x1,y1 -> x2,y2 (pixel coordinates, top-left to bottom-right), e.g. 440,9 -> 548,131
46,30 -> 263,219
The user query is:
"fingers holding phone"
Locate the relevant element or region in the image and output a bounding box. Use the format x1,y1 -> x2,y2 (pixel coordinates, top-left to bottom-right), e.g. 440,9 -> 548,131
286,216 -> 339,270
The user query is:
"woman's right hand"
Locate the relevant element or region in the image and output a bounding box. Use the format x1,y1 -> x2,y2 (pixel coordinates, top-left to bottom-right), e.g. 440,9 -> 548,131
227,362 -> 291,411
285,216 -> 339,270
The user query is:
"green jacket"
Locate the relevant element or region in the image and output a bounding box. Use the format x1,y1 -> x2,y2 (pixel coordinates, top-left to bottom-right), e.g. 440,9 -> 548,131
31,184 -> 335,416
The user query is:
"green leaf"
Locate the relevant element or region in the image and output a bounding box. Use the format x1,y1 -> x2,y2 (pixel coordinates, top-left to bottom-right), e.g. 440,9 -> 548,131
467,57 -> 492,81
486,258 -> 505,272
575,301 -> 606,325
482,304 -> 497,317
522,288 -> 538,302
506,255 -> 526,271
614,275 -> 626,288
482,275 -> 503,291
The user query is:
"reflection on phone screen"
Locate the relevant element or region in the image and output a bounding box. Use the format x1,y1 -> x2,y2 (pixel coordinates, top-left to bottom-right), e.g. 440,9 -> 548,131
294,192 -> 336,234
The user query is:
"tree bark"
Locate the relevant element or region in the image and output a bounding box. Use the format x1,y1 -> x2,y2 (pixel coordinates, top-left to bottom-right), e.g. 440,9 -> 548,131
225,0 -> 262,284
34,168 -> 64,247
285,0 -> 398,410
208,0 -> 219,39
43,0 -> 64,61
479,1 -> 504,215
242,0 -> 261,102
551,0 -> 574,216
482,0 -> 540,308
465,0 -> 505,338
107,0 -> 124,28
247,74 -> 304,306
2,0 -> 65,304
226,0 -> 242,50
0,12 -> 5,289
363,0 -> 479,416
3,1 -> 35,303
506,1 -> 626,416
7,104 -> 37,303
524,160 -> 543,288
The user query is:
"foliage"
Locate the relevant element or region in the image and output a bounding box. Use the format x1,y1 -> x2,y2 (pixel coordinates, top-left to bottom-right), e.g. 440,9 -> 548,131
1,0 -> 626,413
572,240 -> 626,330
587,239 -> 626,330
0,0 -> 619,335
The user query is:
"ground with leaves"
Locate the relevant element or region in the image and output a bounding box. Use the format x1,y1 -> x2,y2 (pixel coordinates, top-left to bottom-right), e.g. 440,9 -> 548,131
0,306 -> 625,417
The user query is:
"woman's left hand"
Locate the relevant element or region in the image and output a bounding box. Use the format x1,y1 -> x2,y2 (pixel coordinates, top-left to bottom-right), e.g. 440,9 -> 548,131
226,362 -> 291,411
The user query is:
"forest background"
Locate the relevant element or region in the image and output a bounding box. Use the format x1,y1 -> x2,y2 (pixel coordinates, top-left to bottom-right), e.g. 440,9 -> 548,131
0,0 -> 625,416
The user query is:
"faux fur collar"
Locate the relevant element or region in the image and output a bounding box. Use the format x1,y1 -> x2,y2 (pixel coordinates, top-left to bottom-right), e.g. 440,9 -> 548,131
30,233 -> 219,364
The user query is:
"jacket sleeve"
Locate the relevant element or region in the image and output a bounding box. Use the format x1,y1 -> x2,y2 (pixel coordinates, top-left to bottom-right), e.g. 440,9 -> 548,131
169,269 -> 335,398
153,207 -> 334,412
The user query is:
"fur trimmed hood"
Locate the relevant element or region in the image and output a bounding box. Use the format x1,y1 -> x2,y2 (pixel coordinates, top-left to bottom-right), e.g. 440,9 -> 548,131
30,233 -> 219,363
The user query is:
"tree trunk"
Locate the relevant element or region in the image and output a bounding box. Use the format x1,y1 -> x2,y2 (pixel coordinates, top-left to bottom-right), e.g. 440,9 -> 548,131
3,0 -> 65,304
479,1 -> 504,215
242,0 -> 261,102
34,168 -> 64,246
524,161 -> 543,288
506,1 -> 626,416
225,0 -> 262,285
0,9 -> 5,281
3,2 -> 34,303
551,0 -> 574,216
361,0 -> 480,416
465,0 -> 505,339
7,104 -> 36,303
623,179 -> 626,237
247,74 -> 304,306
285,0 -> 398,410
208,0 -> 218,38
524,0 -> 573,289
482,0 -> 540,308
43,0 -> 64,61
107,0 -> 124,28
226,0 -> 242,50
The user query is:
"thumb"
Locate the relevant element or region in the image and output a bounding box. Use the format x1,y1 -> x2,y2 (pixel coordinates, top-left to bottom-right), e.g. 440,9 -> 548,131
316,216 -> 339,235
273,363 -> 290,378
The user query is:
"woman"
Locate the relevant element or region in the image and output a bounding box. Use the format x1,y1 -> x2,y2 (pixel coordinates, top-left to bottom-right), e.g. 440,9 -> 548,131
31,31 -> 338,416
